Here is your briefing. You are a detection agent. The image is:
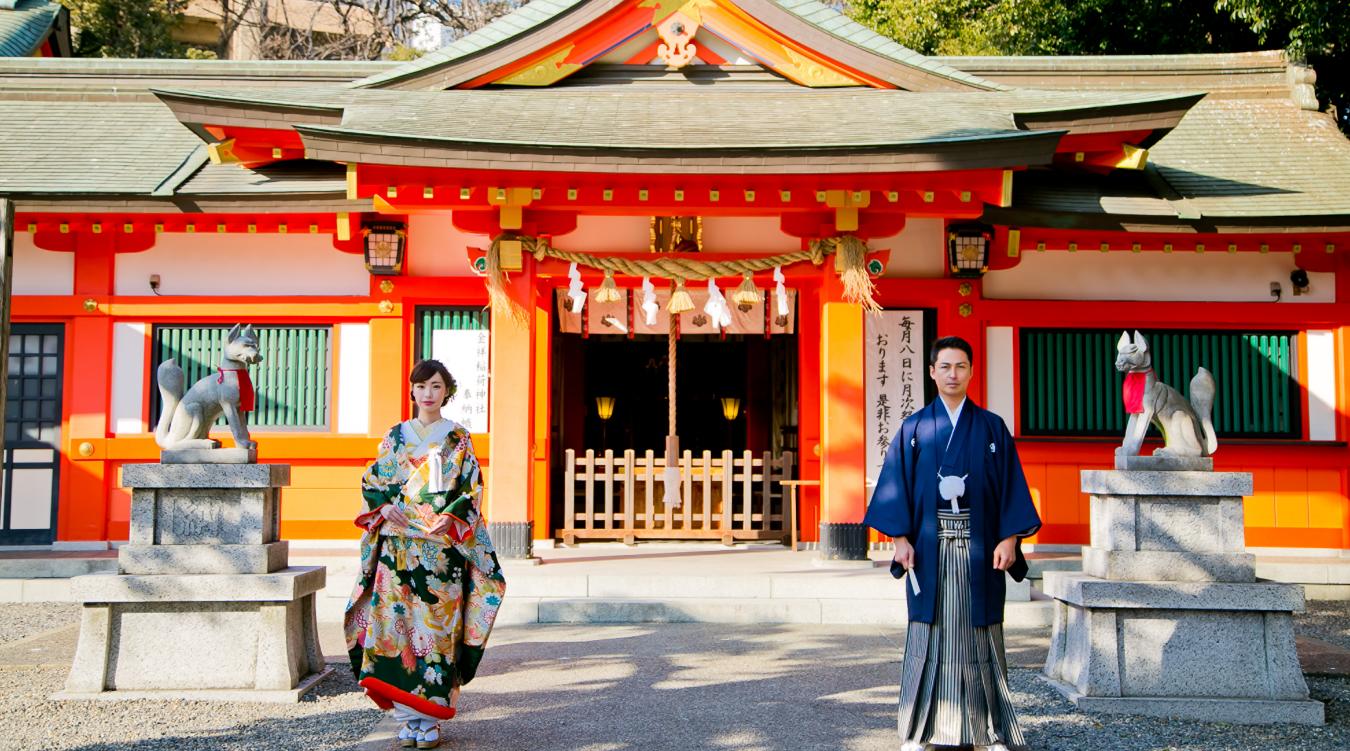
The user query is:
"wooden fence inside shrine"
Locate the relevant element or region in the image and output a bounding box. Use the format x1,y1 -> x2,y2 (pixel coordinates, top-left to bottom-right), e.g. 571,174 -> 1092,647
560,449 -> 796,544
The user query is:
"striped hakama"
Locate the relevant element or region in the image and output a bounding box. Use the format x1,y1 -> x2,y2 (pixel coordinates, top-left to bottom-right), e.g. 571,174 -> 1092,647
897,512 -> 1026,749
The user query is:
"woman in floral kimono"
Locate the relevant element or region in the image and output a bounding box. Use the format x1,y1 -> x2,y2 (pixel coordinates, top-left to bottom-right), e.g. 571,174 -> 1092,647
346,359 -> 506,750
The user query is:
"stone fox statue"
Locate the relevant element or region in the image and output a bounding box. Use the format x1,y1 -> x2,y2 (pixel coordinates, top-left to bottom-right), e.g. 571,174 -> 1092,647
154,323 -> 262,451
1115,330 -> 1218,458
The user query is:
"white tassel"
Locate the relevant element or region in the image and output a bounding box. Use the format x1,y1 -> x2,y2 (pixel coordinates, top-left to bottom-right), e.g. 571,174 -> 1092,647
428,448 -> 444,493
773,266 -> 788,317
641,277 -> 658,326
567,262 -> 586,314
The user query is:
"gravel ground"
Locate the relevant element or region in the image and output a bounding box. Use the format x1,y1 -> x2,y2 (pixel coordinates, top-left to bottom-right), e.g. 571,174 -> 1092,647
0,604 -> 381,751
0,602 -> 1346,750
1013,669 -> 1350,751
0,664 -> 381,751
0,602 -> 77,647
1296,599 -> 1350,651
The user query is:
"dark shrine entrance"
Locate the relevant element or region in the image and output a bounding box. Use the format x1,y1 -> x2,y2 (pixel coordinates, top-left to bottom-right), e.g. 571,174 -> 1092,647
552,332 -> 798,544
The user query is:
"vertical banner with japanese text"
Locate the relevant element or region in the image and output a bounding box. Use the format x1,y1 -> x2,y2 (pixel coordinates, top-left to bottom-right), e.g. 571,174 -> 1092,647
432,329 -> 491,432
865,310 -> 926,500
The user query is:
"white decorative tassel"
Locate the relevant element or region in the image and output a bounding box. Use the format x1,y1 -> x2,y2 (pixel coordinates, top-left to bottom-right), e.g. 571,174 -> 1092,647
641,277 -> 658,326
567,262 -> 586,314
428,448 -> 444,494
773,265 -> 788,317
704,278 -> 732,330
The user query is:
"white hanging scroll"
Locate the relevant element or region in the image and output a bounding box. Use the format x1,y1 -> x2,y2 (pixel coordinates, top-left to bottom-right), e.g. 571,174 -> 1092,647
431,329 -> 490,432
865,310 -> 926,500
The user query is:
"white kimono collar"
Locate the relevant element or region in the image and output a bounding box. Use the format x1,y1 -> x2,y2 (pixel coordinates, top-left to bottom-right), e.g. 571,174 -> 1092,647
401,419 -> 456,459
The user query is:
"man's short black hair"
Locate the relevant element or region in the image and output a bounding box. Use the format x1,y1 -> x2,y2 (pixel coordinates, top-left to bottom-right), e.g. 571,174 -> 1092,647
929,336 -> 974,366
409,359 -> 457,406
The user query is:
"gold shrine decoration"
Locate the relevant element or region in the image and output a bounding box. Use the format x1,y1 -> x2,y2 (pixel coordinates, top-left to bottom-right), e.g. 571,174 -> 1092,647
483,234 -> 879,320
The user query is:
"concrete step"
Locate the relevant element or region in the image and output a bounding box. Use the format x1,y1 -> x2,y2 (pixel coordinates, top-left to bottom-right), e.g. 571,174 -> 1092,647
0,556 -> 117,579
493,597 -> 1053,627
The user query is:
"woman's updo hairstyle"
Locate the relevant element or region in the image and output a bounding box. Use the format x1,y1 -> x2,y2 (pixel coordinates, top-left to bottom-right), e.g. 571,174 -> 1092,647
408,359 -> 457,407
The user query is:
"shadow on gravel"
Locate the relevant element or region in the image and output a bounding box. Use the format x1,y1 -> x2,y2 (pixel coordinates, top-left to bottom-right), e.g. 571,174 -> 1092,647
58,709 -> 378,751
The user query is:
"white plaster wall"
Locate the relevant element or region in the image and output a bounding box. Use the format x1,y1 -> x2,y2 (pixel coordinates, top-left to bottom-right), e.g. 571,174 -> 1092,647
1307,330 -> 1337,441
336,323 -> 371,435
983,251 -> 1336,303
876,217 -> 946,278
700,217 -> 801,253
985,326 -> 1015,431
406,213 -> 491,277
12,232 -> 74,295
114,233 -> 369,296
551,215 -> 652,253
111,322 -> 148,434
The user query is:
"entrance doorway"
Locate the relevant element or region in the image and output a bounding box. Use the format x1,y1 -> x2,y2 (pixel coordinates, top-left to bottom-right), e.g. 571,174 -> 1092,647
552,332 -> 797,544
0,324 -> 64,545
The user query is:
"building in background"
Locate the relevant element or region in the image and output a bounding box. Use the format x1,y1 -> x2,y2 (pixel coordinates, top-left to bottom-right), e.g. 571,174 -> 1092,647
0,0 -> 1346,561
0,0 -> 71,57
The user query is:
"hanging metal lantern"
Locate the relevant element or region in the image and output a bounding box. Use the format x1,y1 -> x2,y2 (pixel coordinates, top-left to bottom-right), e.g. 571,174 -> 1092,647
947,223 -> 991,278
364,222 -> 406,275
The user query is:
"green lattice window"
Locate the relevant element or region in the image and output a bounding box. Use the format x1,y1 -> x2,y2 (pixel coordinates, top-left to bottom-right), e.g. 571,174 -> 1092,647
415,308 -> 491,432
1020,329 -> 1300,439
416,308 -> 490,359
151,325 -> 332,429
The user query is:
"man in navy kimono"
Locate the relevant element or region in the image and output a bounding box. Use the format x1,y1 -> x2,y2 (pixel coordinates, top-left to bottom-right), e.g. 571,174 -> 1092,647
864,336 -> 1041,751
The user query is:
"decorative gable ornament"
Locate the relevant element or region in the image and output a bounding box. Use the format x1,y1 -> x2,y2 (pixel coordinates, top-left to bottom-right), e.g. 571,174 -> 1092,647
656,10 -> 699,68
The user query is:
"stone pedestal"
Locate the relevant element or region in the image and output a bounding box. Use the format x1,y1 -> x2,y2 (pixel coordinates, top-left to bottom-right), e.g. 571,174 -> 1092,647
58,463 -> 330,702
1042,469 -> 1323,725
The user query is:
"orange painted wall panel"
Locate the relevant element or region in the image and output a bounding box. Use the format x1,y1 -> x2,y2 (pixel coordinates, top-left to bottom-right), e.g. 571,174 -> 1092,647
1273,467 -> 1310,528
1244,467 -> 1277,528
1308,469 -> 1345,529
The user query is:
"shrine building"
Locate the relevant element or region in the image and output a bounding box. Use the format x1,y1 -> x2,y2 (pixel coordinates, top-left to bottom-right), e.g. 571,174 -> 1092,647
0,0 -> 1347,561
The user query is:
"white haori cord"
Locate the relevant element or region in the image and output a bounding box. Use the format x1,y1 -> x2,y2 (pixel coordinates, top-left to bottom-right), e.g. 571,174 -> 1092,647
936,472 -> 968,515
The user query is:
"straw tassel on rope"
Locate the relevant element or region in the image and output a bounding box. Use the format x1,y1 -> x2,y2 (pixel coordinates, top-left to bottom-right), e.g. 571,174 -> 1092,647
485,235 -> 531,325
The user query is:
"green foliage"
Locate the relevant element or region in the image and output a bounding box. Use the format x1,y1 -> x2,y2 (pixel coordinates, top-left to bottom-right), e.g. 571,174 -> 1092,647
59,0 -> 185,58
385,44 -> 427,62
847,0 -> 1348,128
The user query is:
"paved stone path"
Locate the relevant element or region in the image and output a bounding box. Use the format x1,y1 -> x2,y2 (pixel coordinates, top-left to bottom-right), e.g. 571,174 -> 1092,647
5,606 -> 1350,750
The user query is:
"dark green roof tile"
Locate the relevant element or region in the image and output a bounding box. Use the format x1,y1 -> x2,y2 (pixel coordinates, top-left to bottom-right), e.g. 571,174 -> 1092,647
0,0 -> 58,57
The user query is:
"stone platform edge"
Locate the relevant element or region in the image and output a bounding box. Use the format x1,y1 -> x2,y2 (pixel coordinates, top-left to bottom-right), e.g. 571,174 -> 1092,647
1080,470 -> 1253,497
120,462 -> 290,488
1043,571 -> 1304,611
70,566 -> 326,603
52,666 -> 334,704
1040,675 -> 1325,725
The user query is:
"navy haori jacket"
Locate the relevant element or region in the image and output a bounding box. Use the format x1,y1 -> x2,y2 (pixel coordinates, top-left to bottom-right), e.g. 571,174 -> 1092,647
863,398 -> 1042,627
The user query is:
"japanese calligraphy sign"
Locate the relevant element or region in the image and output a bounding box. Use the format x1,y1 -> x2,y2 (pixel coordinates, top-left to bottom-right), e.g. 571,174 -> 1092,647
432,329 -> 491,433
865,310 -> 926,499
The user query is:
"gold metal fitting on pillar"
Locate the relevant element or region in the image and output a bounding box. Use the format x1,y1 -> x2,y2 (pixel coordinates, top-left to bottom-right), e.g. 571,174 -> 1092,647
378,279 -> 395,294
77,442 -> 94,457
82,298 -> 98,312
958,303 -> 973,318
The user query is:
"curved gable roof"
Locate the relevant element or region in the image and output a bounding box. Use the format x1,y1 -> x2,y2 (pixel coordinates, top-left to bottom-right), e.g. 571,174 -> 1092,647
0,0 -> 65,57
350,0 -> 1003,92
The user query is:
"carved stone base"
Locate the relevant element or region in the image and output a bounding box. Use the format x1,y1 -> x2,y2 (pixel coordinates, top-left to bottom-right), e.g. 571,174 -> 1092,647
61,568 -> 327,700
160,448 -> 257,464
818,522 -> 868,561
1114,454 -> 1214,472
489,521 -> 533,560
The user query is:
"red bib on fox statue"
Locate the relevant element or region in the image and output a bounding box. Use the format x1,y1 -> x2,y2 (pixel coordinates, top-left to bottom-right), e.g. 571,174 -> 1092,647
217,368 -> 255,413
1123,370 -> 1149,414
